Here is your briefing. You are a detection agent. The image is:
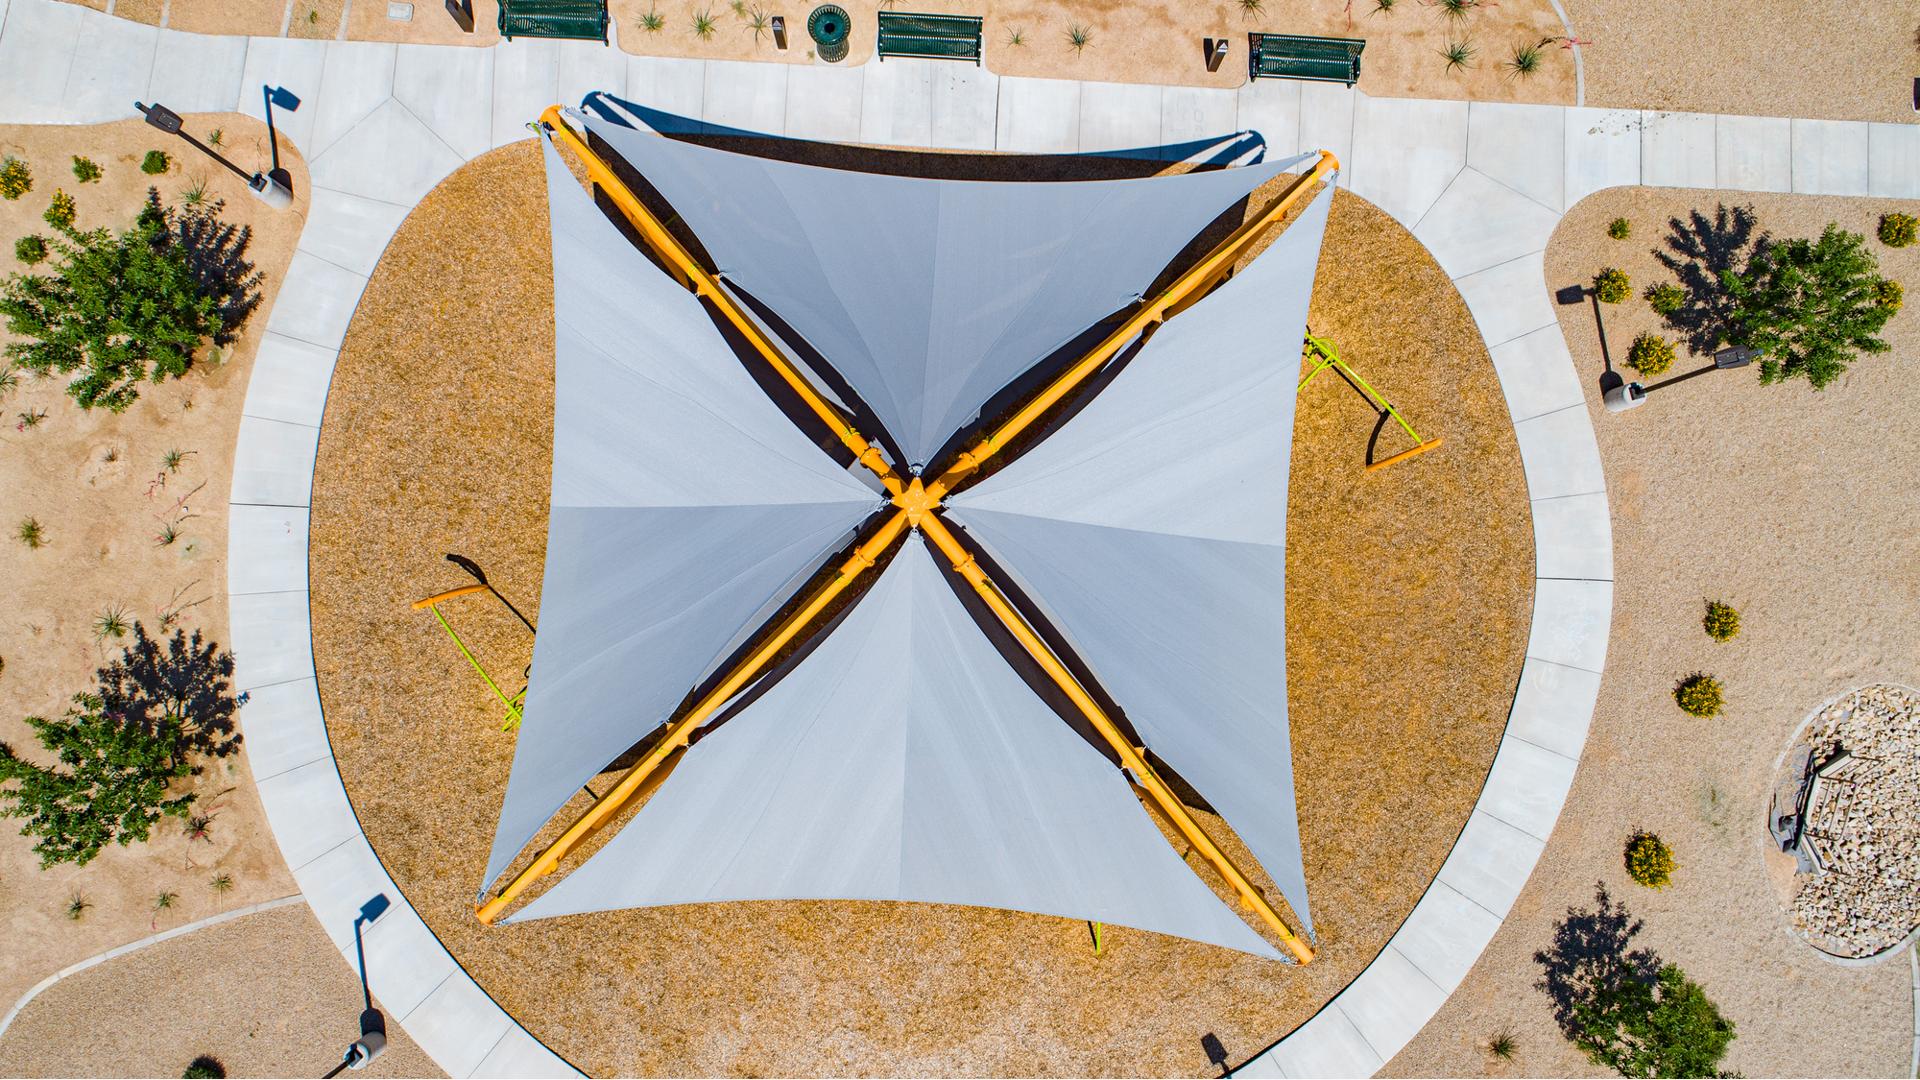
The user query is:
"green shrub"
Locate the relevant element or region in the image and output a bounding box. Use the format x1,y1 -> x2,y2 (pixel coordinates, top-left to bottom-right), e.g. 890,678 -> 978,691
0,692 -> 195,866
1625,332 -> 1675,377
1702,600 -> 1740,642
14,235 -> 47,266
1607,217 -> 1631,240
1624,831 -> 1675,889
1593,267 -> 1630,303
43,190 -> 75,230
183,1056 -> 226,1080
141,150 -> 170,176
0,157 -> 29,200
1878,212 -> 1917,248
1645,281 -> 1684,315
70,156 -> 101,184
1674,673 -> 1723,717
1871,278 -> 1902,313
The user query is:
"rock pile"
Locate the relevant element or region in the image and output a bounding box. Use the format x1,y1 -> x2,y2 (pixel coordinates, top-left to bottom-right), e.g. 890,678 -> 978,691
1788,683 -> 1920,958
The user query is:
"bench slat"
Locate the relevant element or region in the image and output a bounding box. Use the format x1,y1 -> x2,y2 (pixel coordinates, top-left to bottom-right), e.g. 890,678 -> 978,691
1248,32 -> 1364,86
877,10 -> 982,62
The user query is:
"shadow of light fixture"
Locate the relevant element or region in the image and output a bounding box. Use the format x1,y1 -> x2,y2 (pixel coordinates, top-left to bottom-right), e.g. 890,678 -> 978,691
322,894 -> 392,1077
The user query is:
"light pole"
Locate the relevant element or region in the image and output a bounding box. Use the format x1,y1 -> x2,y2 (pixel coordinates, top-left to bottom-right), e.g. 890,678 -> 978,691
134,101 -> 292,209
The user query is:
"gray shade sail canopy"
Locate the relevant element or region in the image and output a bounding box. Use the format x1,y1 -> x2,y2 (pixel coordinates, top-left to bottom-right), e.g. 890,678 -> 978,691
510,538 -> 1282,960
947,185 -> 1337,934
484,141 -> 880,892
586,114 -> 1312,467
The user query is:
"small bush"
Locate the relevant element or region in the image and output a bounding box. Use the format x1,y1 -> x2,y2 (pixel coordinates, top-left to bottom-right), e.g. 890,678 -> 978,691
141,150 -> 170,176
1871,278 -> 1902,313
1593,267 -> 1631,303
1607,217 -> 1632,240
1879,212 -> 1917,248
16,517 -> 45,548
1674,673 -> 1724,717
43,189 -> 76,230
1625,332 -> 1675,377
1624,831 -> 1676,888
1702,600 -> 1740,642
1645,281 -> 1685,315
14,234 -> 47,265
70,156 -> 101,184
0,156 -> 29,200
1487,1029 -> 1518,1059
183,1057 -> 227,1080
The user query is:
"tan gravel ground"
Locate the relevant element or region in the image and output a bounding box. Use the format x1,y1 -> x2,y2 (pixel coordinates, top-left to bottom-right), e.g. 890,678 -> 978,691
1384,186 -> 1920,1078
0,115 -> 305,1031
0,901 -> 442,1078
306,135 -> 1530,1075
1563,0 -> 1920,124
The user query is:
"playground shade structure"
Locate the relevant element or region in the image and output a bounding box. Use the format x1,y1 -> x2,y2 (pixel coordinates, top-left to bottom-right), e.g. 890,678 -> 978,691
484,115 -> 1337,960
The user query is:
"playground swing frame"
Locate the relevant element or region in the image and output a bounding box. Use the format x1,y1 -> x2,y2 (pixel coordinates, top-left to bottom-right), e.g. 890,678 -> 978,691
1298,331 -> 1443,471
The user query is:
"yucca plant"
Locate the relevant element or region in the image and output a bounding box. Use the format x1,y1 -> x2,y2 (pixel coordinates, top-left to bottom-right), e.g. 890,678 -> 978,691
692,9 -> 717,37
0,365 -> 18,396
17,517 -> 45,548
1005,26 -> 1026,46
94,604 -> 131,641
1434,0 -> 1474,17
747,7 -> 770,40
184,812 -> 214,843
206,129 -> 224,147
162,448 -> 191,473
1487,1030 -> 1517,1060
17,407 -> 47,430
156,522 -> 181,547
1441,38 -> 1475,71
1506,40 -> 1541,77
1240,0 -> 1265,15
1066,23 -> 1092,52
209,872 -> 233,893
66,894 -> 91,920
639,3 -> 663,31
1371,0 -> 1396,12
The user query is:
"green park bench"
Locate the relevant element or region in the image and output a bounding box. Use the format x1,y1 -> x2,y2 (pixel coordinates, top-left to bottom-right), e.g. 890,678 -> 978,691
1248,33 -> 1364,87
498,0 -> 608,42
876,11 -> 983,63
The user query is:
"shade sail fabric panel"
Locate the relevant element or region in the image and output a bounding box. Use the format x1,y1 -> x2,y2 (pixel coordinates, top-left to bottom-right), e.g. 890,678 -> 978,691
484,141 -> 879,891
947,185 -> 1336,934
509,540 -> 1283,960
586,115 -> 1314,465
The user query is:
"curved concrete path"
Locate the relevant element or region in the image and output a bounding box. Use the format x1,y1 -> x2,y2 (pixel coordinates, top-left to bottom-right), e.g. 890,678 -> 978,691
3,0 -> 1917,1071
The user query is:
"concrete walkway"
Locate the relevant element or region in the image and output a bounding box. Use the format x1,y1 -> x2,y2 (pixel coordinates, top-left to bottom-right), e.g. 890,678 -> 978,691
1,0 -> 1916,1073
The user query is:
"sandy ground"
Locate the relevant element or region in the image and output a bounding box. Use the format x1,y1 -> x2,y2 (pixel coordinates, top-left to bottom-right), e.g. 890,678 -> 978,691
306,134 -> 1530,1075
1563,0 -> 1920,124
606,0 -> 1574,104
0,115 -> 306,1025
1385,187 -> 1920,1078
0,901 -> 442,1077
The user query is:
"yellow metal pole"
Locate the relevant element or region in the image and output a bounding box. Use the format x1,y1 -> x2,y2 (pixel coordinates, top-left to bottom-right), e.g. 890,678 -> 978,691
475,507 -> 913,923
539,106 -> 904,497
904,494 -> 1314,964
924,152 -> 1338,502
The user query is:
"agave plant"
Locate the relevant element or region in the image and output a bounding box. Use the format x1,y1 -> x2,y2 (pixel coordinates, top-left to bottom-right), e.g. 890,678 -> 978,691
1066,23 -> 1092,52
1507,40 -> 1542,76
1441,38 -> 1475,70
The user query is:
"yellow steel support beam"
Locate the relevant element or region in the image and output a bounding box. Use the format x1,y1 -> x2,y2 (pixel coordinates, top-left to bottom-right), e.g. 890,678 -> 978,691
475,506 -> 912,923
902,486 -> 1314,964
539,106 -> 904,496
924,151 -> 1338,502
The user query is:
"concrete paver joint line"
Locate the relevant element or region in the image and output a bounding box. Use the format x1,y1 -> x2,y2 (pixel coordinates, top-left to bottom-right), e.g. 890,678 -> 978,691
64,0 -> 1917,1071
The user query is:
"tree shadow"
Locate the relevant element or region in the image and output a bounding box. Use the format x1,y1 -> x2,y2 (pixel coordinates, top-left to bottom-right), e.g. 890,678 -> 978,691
1654,203 -> 1765,356
151,190 -> 265,349
95,623 -> 242,767
1533,883 -> 1661,1043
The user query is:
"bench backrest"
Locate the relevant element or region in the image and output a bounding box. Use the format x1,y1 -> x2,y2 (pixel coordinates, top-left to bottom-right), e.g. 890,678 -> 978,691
1249,33 -> 1364,86
877,11 -> 983,63
499,0 -> 608,42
